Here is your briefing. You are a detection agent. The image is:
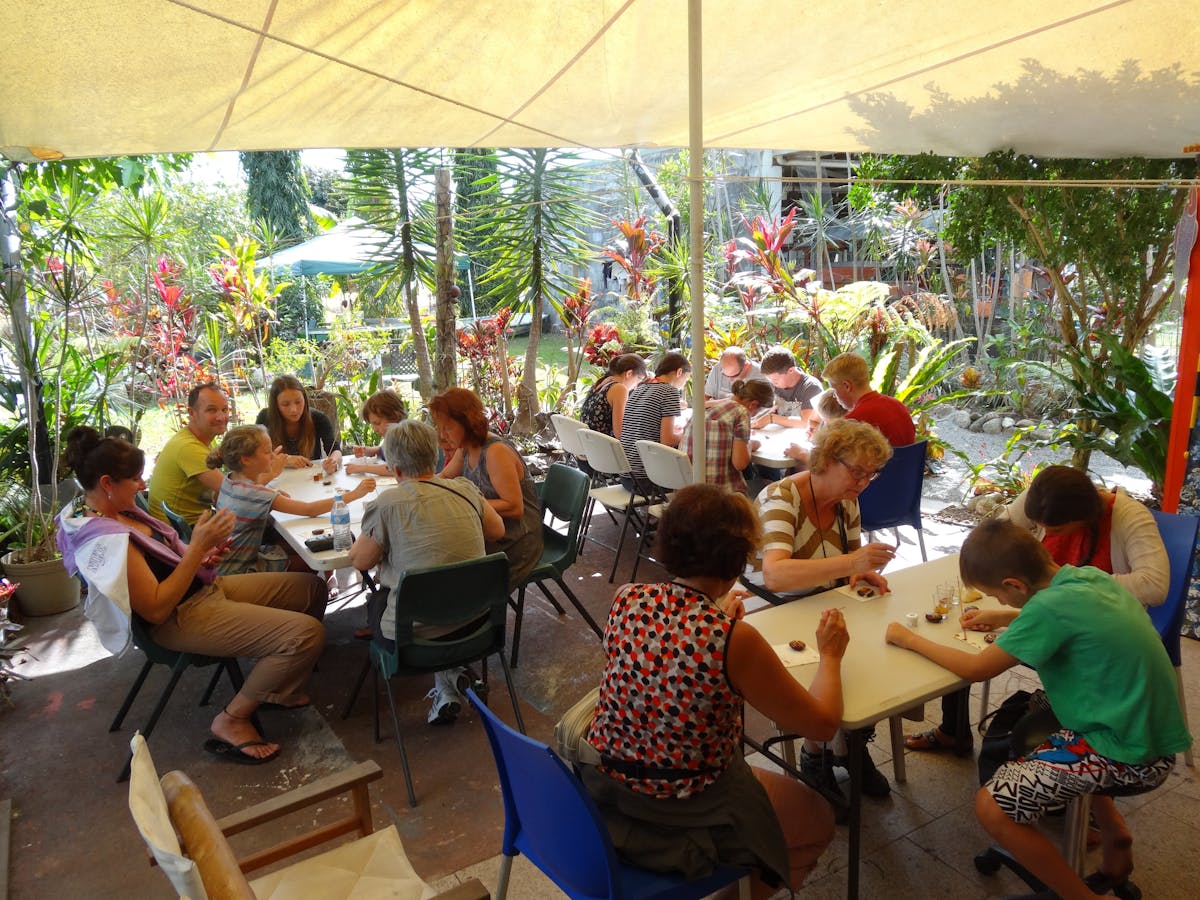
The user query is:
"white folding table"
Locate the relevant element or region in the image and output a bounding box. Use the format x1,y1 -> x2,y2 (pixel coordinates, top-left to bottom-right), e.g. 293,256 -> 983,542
268,467 -> 394,571
745,553 -> 1001,899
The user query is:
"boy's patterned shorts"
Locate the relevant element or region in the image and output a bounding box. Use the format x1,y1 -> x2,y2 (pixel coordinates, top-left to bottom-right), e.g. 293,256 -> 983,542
985,729 -> 1174,824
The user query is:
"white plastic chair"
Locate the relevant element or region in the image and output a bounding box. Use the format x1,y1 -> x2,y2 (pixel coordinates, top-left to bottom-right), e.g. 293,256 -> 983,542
576,429 -> 651,583
550,413 -> 588,462
630,440 -> 695,581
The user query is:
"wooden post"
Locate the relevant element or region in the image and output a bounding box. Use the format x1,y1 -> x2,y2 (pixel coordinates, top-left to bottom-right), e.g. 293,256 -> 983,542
433,167 -> 457,392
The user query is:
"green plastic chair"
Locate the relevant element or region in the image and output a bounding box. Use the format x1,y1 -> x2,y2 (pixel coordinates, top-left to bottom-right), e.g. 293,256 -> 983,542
110,614 -> 255,782
160,500 -> 193,542
511,463 -> 601,668
363,552 -> 526,806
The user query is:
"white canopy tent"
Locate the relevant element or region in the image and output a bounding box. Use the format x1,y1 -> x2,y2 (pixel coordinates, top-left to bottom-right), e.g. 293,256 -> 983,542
3,0 -> 1199,491
2,0 -> 1197,160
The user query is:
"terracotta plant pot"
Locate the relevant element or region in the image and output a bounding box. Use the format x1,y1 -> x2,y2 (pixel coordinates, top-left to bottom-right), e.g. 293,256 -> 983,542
0,551 -> 81,617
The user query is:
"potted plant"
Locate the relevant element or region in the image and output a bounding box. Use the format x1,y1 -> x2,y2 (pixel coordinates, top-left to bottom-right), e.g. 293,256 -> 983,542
0,163 -> 98,616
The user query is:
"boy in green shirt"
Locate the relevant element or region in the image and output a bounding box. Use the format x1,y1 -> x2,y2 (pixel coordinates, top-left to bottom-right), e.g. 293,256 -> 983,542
886,519 -> 1189,900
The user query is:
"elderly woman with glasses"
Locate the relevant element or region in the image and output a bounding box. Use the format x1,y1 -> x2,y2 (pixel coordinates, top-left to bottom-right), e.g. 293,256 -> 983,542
752,418 -> 896,598
747,418 -> 897,808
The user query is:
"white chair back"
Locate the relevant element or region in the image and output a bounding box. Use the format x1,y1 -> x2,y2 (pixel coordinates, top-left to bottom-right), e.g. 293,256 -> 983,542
550,414 -> 588,458
635,440 -> 694,491
576,429 -> 631,476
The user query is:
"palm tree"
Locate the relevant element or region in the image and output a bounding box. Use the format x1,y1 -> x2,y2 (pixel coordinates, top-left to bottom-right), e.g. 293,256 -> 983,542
339,149 -> 440,401
470,149 -> 595,433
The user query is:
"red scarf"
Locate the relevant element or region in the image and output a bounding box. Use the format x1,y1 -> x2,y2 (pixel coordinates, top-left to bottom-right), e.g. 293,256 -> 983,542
1041,491 -> 1115,572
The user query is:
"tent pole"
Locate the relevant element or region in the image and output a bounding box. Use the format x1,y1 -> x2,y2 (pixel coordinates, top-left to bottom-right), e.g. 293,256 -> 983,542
1162,184 -> 1200,512
687,0 -> 705,484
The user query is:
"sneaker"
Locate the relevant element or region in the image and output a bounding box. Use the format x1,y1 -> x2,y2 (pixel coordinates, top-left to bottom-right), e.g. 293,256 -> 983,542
800,746 -> 848,811
426,667 -> 469,725
833,748 -> 891,798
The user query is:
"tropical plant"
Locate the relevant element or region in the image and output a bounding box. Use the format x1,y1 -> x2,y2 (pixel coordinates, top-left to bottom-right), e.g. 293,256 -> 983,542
330,369 -> 384,446
240,150 -> 313,242
472,148 -> 596,433
556,277 -> 595,403
857,151 -> 1187,471
210,234 -> 288,400
1021,333 -> 1172,494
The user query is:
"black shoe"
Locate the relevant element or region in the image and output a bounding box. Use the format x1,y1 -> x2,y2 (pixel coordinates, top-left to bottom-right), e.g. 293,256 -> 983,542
833,748 -> 892,798
800,747 -> 849,821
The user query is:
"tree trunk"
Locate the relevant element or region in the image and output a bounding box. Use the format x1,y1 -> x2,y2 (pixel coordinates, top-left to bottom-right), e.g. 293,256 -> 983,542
433,168 -> 457,393
514,243 -> 543,435
392,151 -> 434,401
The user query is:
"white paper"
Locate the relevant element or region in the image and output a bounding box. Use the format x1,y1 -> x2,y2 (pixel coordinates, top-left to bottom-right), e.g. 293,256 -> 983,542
772,642 -> 820,667
835,583 -> 884,602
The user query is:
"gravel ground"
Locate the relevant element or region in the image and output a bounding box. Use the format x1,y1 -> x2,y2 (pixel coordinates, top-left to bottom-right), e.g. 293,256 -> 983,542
923,407 -> 1153,508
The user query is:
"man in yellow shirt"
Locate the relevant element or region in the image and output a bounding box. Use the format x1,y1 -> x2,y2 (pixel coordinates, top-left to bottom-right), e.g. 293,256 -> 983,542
147,383 -> 232,524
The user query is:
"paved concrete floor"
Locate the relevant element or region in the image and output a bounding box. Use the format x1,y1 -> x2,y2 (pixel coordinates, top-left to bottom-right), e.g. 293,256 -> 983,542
2,502 -> 1197,898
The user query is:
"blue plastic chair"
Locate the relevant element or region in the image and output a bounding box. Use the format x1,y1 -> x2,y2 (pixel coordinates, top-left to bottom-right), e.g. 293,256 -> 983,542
857,440 -> 928,561
466,689 -> 750,900
1148,508 -> 1198,767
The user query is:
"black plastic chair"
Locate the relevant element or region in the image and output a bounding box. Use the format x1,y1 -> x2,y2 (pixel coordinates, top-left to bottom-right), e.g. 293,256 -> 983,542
510,464 -> 602,668
857,440 -> 928,561
347,552 -> 525,806
110,614 -> 255,782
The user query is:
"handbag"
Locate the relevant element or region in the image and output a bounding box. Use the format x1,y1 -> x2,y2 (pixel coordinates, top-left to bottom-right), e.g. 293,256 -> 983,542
554,686 -> 602,766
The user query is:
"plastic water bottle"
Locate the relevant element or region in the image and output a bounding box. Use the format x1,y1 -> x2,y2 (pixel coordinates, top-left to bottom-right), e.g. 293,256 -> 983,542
331,491 -> 352,551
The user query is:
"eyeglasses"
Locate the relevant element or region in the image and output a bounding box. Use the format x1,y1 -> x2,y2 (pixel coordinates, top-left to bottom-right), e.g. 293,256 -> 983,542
837,457 -> 883,483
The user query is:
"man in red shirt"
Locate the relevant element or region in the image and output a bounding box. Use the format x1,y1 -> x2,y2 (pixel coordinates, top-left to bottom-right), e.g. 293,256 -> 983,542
822,353 -> 916,447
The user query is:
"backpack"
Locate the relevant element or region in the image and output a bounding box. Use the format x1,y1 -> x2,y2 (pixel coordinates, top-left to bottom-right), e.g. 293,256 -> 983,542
579,377 -> 615,434
977,688 -> 1060,785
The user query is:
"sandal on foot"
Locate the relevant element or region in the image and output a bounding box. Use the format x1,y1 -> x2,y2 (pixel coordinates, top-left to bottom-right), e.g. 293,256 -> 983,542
905,728 -> 973,756
203,737 -> 280,765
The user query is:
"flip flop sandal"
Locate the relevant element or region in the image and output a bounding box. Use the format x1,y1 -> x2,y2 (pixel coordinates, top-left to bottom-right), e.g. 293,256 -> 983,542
203,737 -> 280,765
904,729 -> 973,756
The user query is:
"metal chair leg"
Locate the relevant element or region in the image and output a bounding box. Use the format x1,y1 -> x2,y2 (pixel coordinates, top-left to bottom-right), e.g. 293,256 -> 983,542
551,576 -> 603,639
117,662 -> 189,782
341,655 -> 373,718
110,659 -> 154,731
510,586 -> 527,669
379,673 -> 418,806
199,663 -> 224,706
497,653 -> 526,734
608,497 -> 639,583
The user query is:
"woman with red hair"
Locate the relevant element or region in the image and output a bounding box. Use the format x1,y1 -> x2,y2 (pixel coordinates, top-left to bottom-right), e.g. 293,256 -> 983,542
429,388 -> 543,589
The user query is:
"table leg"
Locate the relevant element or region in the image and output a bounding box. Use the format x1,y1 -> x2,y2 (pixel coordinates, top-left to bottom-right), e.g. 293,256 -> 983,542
847,729 -> 863,900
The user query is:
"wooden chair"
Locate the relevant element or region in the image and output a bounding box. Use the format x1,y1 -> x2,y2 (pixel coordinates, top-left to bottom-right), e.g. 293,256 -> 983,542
128,733 -> 489,900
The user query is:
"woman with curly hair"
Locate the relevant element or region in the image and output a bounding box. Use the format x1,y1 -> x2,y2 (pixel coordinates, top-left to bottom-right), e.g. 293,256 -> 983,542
582,483 -> 844,896
429,388 -> 543,590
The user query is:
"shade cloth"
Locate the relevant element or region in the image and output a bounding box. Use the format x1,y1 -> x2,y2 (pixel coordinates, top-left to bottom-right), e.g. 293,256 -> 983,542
3,0 -> 1197,162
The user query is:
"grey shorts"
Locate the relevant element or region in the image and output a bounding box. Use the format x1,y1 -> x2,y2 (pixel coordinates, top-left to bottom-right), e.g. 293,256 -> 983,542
984,729 -> 1174,824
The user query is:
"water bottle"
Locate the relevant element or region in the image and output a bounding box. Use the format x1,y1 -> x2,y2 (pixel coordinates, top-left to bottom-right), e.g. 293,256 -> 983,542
331,491 -> 352,551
